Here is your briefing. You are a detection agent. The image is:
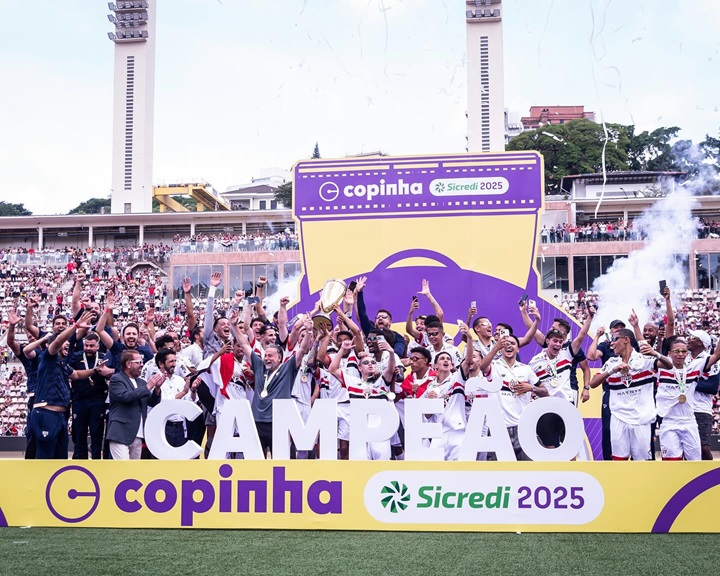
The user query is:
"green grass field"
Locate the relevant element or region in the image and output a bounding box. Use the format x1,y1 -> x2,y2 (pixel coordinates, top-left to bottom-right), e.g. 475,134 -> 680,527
0,529 -> 714,576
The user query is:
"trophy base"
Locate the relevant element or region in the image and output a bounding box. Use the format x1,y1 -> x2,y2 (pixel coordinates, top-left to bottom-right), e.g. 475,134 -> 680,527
312,313 -> 333,331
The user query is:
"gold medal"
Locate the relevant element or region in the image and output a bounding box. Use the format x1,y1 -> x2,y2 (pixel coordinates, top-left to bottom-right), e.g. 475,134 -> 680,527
387,392 -> 396,401
260,390 -> 268,399
678,394 -> 687,404
301,374 -> 308,383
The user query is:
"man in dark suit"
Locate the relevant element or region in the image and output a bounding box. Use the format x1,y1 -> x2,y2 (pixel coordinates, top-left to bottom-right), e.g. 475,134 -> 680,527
106,349 -> 162,460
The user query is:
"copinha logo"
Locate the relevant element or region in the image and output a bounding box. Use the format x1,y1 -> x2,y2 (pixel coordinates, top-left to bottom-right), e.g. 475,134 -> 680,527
380,481 -> 410,513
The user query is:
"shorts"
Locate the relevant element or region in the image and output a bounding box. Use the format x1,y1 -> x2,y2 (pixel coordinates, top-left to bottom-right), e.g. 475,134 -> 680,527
337,403 -> 350,442
694,412 -> 713,447
443,429 -> 465,461
659,419 -> 701,460
610,415 -> 651,460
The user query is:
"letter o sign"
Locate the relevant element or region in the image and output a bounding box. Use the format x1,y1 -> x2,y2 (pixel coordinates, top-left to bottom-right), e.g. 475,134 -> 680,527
517,397 -> 584,461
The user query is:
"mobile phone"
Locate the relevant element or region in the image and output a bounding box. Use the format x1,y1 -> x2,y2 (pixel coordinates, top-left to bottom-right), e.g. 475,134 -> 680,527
348,280 -> 357,292
659,280 -> 667,295
377,335 -> 386,344
518,293 -> 528,307
456,319 -> 464,326
244,289 -> 253,298
528,299 -> 536,308
500,329 -> 510,337
471,300 -> 476,309
412,295 -> 418,303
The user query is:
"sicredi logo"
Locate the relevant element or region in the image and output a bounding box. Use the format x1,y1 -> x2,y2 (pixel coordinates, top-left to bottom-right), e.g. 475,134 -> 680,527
430,177 -> 509,197
318,179 -> 422,202
365,471 -> 604,525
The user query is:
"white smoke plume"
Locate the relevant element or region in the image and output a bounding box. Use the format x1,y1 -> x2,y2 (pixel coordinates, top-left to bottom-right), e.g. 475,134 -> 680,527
591,183 -> 697,330
263,273 -> 301,315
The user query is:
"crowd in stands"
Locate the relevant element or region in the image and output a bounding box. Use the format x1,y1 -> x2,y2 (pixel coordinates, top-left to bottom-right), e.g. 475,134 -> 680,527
540,221 -> 636,243
0,245 -> 172,267
172,231 -> 299,253
541,217 -> 720,244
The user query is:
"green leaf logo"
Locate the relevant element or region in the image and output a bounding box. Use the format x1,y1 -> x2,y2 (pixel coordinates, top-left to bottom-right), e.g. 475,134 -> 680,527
380,481 -> 410,513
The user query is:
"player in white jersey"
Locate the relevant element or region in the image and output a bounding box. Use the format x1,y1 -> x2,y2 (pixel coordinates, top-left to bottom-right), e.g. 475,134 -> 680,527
655,338 -> 705,460
466,302 -> 540,362
479,334 -> 542,460
421,321 -> 462,368
429,323 -> 477,460
590,329 -> 661,460
529,325 -> 588,449
328,338 -> 398,460
686,329 -> 720,460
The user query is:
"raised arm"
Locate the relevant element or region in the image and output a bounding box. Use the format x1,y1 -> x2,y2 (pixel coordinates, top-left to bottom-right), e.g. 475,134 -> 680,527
328,339 -> 352,381
294,318 -> 315,368
181,277 -> 197,332
203,271 -> 222,343
48,310 -> 93,355
405,299 -> 422,342
378,339 -> 396,384
663,286 -> 675,338
459,323 -> 474,375
520,301 -> 546,346
230,314 -> 253,359
71,273 -> 85,317
706,335 -> 720,369
418,279 -> 444,323
333,305 -> 364,353
478,338 -> 505,375
95,292 -> 116,350
628,309 -> 643,343
6,309 -> 22,357
518,304 -> 540,347
277,296 -> 289,344
144,309 -> 157,354
24,298 -> 40,339
570,306 -> 595,357
354,276 -> 373,336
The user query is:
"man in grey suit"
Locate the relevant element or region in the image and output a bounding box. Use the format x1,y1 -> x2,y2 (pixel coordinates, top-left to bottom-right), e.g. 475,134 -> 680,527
107,349 -> 162,460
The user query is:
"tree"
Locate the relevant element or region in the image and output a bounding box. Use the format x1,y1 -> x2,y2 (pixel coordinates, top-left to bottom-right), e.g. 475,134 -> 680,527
506,120 -> 629,195
68,197 -> 111,215
312,142 -> 321,159
274,181 -> 292,209
701,132 -> 720,171
626,126 -> 680,172
0,202 -> 31,216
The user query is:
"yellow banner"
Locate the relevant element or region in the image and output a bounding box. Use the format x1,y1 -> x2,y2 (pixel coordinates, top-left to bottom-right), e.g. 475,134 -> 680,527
1,461 -> 719,532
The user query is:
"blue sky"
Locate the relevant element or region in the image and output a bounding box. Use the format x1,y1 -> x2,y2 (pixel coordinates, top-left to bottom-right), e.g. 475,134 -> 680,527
0,0 -> 718,214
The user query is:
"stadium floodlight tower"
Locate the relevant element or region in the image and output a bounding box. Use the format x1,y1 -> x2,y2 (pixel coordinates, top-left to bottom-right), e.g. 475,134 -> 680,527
106,1 -> 156,214
465,0 -> 505,152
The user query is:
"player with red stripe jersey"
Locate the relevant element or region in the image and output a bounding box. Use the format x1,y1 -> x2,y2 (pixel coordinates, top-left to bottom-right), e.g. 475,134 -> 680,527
591,329 -> 661,460
328,338 -> 398,460
655,338 -> 705,460
479,333 -> 543,460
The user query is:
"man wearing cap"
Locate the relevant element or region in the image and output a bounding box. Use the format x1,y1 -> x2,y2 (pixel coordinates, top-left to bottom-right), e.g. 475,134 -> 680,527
586,311 -> 635,460
589,329 -> 660,460
687,329 -> 720,460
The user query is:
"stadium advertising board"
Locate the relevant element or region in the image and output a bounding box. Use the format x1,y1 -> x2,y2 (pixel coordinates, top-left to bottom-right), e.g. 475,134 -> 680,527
0,460 -> 719,532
